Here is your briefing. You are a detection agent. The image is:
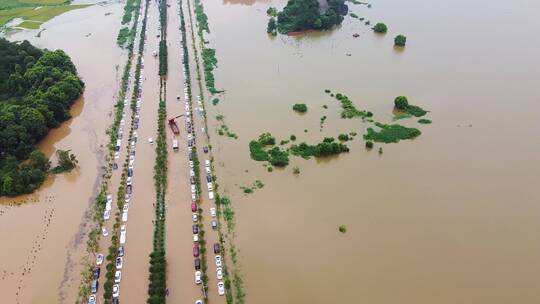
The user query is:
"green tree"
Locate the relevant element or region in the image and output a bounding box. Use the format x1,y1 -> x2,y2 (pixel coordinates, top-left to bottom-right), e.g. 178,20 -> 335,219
394,34 -> 406,46
373,22 -> 388,33
394,96 -> 409,110
267,17 -> 277,34
292,103 -> 307,113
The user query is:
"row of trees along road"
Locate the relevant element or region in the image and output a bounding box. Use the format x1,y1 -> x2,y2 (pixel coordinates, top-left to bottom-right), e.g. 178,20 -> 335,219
0,38 -> 83,196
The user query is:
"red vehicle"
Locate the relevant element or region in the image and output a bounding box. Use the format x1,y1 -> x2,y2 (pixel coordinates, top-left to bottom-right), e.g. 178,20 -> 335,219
167,114 -> 184,135
191,203 -> 197,212
193,245 -> 199,257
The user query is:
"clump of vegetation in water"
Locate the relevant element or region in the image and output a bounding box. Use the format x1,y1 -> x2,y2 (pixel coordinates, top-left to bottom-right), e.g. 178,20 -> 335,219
267,17 -> 277,35
350,13 -> 359,19
349,131 -> 357,137
334,93 -> 373,119
241,180 -> 265,194
320,116 -> 327,130
290,134 -> 297,141
323,104 -> 328,109
365,141 -> 374,149
325,89 -> 331,94
267,6 -> 278,16
202,48 -> 222,94
51,150 -> 78,174
418,119 -> 432,124
0,38 -> 84,196
394,96 -> 428,117
293,103 -> 308,113
275,0 -> 346,34
293,166 -> 300,175
394,34 -> 407,47
216,115 -> 237,139
280,139 -> 290,145
212,98 -> 220,105
339,225 -> 347,233
290,137 -> 350,159
117,27 -> 130,47
373,22 -> 387,33
363,122 -> 421,143
268,147 -> 289,167
338,133 -> 350,141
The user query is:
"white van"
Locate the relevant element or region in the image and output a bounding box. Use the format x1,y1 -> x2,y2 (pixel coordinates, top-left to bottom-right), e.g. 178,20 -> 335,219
208,191 -> 214,200
172,139 -> 179,151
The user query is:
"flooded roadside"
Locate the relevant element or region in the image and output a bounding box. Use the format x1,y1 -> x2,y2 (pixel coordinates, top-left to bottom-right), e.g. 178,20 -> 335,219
0,1 -> 129,303
200,0 -> 540,303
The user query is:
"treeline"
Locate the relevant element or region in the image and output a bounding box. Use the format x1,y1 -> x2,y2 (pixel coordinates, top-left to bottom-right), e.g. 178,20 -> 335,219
275,0 -> 346,34
158,0 -> 168,76
0,38 -> 83,196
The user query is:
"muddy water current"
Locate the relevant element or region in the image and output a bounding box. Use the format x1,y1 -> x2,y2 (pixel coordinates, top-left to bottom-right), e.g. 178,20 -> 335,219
200,0 -> 540,303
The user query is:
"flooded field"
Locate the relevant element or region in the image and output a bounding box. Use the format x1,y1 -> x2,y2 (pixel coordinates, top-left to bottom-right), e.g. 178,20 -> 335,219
1,0 -> 539,303
0,1 -> 126,303
201,0 -> 540,303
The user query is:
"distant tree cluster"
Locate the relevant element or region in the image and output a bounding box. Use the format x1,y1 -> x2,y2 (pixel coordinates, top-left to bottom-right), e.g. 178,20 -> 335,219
276,0 -> 346,34
0,38 -> 84,196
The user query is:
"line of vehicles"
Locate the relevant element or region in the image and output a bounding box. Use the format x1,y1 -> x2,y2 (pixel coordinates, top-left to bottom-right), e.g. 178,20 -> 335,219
180,52 -> 224,301
88,8 -> 149,303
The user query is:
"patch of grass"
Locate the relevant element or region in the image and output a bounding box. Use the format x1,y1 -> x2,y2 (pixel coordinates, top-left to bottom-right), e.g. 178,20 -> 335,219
363,122 -> 421,143
1,5 -> 90,28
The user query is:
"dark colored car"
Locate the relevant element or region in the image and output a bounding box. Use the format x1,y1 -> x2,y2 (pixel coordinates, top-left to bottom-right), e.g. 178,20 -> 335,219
112,298 -> 119,304
206,175 -> 212,183
134,123 -> 139,130
127,169 -> 133,177
117,246 -> 125,257
192,224 -> 198,234
91,279 -> 99,294
213,243 -> 220,254
188,140 -> 193,147
193,245 -> 200,257
194,258 -> 201,270
113,163 -> 118,170
126,185 -> 132,194
190,177 -> 195,184
203,146 -> 209,153
191,203 -> 197,212
189,153 -> 193,161
92,268 -> 100,280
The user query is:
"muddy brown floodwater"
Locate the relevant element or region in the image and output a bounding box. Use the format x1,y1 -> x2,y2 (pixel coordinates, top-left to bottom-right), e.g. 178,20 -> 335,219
199,0 -> 540,303
0,1 -> 127,303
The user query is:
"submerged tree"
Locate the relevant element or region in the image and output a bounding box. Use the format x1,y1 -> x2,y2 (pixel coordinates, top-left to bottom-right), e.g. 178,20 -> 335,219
52,149 -> 78,174
394,34 -> 407,46
373,22 -> 388,33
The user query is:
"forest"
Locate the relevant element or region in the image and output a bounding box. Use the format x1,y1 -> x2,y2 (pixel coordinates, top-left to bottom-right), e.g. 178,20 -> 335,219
275,0 -> 347,34
0,38 -> 84,196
